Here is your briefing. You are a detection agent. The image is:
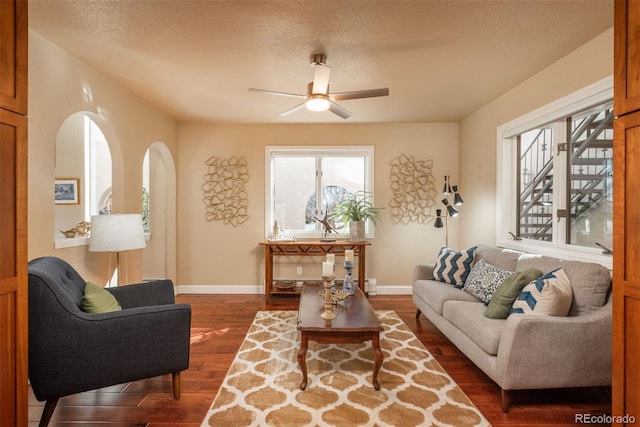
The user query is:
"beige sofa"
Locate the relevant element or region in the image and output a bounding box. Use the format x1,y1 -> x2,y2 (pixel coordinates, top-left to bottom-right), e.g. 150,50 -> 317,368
412,244 -> 612,412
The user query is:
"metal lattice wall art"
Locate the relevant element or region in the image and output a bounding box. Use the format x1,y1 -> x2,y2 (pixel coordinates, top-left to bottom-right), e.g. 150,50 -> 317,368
202,156 -> 249,226
388,154 -> 437,224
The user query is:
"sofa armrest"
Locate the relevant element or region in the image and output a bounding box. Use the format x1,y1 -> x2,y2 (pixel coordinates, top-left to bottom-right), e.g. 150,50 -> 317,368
412,264 -> 435,284
107,279 -> 175,308
496,299 -> 612,390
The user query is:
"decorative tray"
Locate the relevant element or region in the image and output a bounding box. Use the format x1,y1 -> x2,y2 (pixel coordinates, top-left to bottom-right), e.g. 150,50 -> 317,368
302,280 -> 323,287
273,280 -> 297,290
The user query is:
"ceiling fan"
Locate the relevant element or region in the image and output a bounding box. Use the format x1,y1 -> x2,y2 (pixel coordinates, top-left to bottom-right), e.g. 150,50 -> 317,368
249,54 -> 389,119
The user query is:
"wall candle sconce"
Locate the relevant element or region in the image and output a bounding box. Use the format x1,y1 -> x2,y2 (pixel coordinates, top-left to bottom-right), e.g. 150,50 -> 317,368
434,176 -> 464,247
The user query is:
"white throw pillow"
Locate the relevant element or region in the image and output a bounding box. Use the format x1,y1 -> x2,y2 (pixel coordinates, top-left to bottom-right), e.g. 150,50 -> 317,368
510,268 -> 573,316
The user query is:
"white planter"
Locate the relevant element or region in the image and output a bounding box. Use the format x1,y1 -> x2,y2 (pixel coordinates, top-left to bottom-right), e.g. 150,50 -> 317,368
349,221 -> 365,242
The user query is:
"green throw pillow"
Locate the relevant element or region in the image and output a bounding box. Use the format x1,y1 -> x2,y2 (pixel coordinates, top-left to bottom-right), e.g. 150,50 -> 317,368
484,268 -> 543,319
81,282 -> 122,313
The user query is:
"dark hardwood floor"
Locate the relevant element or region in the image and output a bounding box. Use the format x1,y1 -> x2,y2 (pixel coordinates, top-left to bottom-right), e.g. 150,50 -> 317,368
29,294 -> 611,426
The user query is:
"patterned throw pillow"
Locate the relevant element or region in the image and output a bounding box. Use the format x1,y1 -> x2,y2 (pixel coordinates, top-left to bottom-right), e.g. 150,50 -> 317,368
431,246 -> 477,288
510,268 -> 573,316
463,259 -> 513,303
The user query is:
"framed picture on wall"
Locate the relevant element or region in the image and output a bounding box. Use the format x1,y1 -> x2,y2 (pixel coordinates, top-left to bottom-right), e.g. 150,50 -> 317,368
55,178 -> 80,205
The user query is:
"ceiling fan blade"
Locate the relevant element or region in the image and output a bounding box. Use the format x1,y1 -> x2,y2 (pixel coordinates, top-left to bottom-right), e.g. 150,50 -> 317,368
311,64 -> 331,95
328,101 -> 352,119
330,88 -> 389,101
278,102 -> 307,117
249,88 -> 306,99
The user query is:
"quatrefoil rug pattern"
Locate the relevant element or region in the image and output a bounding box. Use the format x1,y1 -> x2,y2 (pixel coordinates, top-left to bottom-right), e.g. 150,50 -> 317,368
201,310 -> 490,427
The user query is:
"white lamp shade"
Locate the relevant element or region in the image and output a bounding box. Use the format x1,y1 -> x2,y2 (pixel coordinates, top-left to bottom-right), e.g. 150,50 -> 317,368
89,214 -> 146,252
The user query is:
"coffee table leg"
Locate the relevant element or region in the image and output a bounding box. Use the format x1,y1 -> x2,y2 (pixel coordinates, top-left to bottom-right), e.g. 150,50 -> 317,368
297,333 -> 309,390
372,332 -> 383,390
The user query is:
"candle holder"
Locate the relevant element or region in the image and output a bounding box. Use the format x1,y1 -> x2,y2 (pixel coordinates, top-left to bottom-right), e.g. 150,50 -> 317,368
320,274 -> 336,320
343,260 -> 354,295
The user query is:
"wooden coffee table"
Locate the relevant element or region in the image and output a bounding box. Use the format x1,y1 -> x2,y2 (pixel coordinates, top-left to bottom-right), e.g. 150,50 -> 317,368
297,285 -> 384,390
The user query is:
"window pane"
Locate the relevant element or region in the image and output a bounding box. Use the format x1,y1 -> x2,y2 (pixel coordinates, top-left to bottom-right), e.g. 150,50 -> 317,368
568,102 -> 614,249
320,156 -> 366,232
518,127 -> 554,241
273,156 -> 316,232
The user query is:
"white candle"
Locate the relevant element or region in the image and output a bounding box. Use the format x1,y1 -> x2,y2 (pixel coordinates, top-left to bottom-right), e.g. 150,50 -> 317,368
345,249 -> 354,262
322,261 -> 334,277
326,254 -> 335,263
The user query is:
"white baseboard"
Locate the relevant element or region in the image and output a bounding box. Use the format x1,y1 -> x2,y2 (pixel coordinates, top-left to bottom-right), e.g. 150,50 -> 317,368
176,284 -> 412,295
178,284 -> 264,294
377,285 -> 412,295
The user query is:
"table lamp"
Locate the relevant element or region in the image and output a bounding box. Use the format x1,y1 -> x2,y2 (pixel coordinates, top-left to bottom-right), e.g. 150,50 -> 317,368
89,213 -> 146,286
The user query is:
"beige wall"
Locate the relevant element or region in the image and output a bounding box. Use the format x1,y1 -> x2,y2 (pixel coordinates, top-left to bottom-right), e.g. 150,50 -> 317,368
458,28 -> 614,249
28,25 -> 613,293
177,122 -> 458,291
28,31 -> 179,285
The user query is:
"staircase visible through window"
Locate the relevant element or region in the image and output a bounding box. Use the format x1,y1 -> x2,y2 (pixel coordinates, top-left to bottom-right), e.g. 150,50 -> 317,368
516,100 -> 613,249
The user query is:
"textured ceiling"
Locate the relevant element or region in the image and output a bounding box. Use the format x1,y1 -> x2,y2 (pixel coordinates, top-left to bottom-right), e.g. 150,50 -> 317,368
29,0 -> 613,123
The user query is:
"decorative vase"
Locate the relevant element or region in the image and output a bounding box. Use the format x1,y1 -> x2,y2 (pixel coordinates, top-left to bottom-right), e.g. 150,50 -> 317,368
349,221 -> 365,242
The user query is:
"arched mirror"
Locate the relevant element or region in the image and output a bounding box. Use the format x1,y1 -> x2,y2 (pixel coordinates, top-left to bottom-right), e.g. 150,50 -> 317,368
55,113 -> 112,248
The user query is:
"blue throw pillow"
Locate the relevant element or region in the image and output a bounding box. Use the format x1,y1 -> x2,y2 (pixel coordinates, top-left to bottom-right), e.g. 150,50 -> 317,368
431,246 -> 477,288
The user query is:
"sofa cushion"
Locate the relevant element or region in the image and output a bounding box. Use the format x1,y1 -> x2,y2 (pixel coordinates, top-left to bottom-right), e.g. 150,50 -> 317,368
515,254 -> 611,315
414,279 -> 481,315
81,282 -> 122,313
463,259 -> 513,303
485,268 -> 543,319
510,268 -> 573,316
474,244 -> 523,272
442,300 -> 505,356
431,245 -> 477,288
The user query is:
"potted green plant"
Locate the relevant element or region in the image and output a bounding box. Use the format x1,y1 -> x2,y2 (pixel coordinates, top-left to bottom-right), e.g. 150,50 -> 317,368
331,191 -> 383,242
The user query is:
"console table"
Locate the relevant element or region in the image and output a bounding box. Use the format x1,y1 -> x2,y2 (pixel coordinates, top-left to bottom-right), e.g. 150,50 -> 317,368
259,240 -> 371,299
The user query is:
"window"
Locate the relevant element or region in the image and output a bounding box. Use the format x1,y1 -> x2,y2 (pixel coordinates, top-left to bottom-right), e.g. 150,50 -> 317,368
497,77 -> 613,267
55,113 -> 112,248
266,146 -> 374,239
85,116 -> 112,218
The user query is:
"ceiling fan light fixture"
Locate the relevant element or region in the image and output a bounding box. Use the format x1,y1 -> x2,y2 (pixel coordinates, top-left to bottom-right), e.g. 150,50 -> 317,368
306,94 -> 330,112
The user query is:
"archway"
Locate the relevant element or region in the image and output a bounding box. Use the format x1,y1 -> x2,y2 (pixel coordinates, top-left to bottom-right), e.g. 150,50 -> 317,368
142,142 -> 177,285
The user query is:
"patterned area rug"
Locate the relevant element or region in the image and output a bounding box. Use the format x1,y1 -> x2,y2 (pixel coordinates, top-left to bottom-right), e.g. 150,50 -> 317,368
201,310 -> 490,427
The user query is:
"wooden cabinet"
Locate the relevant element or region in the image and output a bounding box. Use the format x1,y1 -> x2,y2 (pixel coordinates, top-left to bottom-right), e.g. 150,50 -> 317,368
614,0 -> 640,116
0,0 -> 27,115
613,110 -> 640,424
0,1 -> 28,426
613,0 -> 640,423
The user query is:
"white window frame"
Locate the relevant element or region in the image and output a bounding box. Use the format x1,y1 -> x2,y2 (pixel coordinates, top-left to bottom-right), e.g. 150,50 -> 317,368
265,146 -> 375,240
496,76 -> 613,268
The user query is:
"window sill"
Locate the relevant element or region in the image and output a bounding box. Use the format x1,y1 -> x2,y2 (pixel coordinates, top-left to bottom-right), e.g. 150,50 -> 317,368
496,237 -> 612,270
265,232 -> 375,241
55,235 -> 89,249
54,233 -> 150,249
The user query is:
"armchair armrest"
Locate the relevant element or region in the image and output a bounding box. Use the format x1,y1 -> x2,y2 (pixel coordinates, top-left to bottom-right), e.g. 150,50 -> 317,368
107,279 -> 175,308
412,264 -> 435,284
496,300 -> 612,390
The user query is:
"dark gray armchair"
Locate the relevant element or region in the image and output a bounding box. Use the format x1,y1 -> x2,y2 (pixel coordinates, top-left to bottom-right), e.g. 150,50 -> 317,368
28,256 -> 191,427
